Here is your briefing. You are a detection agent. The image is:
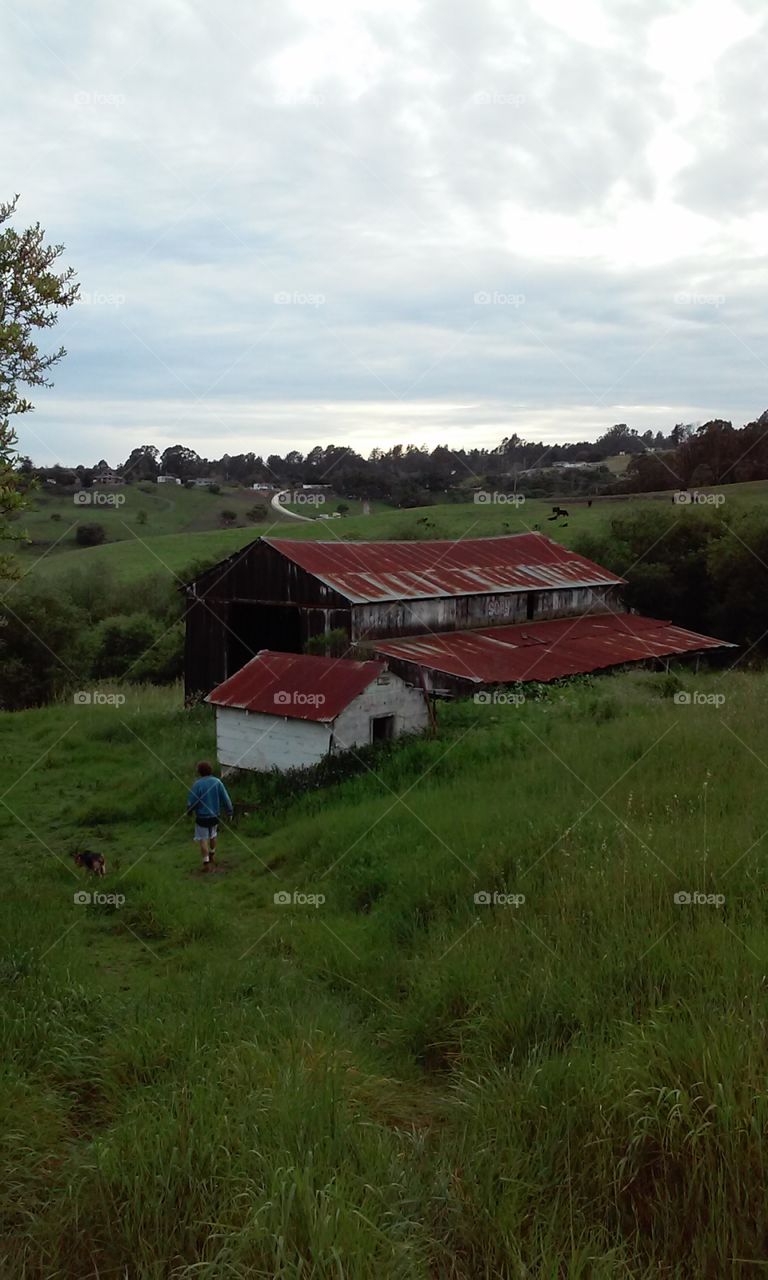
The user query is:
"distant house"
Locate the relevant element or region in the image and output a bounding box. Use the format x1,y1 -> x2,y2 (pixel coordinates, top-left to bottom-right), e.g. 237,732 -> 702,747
191,477 -> 215,488
206,650 -> 430,772
92,469 -> 125,486
251,482 -> 277,492
157,475 -> 182,485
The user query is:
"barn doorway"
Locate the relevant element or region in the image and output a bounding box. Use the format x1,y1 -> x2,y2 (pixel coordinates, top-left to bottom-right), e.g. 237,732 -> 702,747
226,603 -> 303,676
370,714 -> 395,743
526,591 -> 538,621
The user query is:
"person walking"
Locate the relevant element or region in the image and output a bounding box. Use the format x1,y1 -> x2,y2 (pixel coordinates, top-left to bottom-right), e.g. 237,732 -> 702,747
187,761 -> 233,871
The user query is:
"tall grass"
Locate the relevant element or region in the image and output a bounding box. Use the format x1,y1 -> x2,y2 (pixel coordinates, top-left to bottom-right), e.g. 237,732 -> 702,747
1,669 -> 766,1274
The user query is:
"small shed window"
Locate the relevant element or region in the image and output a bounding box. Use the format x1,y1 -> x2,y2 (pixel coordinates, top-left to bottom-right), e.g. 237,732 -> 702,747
370,714 -> 395,742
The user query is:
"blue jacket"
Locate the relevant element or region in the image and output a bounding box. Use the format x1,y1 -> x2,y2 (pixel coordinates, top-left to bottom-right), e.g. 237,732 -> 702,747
187,776 -> 233,820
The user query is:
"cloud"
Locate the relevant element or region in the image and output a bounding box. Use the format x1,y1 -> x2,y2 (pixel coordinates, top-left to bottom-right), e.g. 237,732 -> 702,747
1,0 -> 767,463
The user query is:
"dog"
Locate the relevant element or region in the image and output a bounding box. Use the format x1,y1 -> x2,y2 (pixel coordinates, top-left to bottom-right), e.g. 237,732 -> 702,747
73,850 -> 107,877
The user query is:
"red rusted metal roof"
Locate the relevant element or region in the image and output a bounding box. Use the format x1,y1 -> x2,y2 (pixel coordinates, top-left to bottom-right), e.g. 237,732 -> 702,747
205,650 -> 386,722
372,613 -> 734,685
263,533 -> 625,603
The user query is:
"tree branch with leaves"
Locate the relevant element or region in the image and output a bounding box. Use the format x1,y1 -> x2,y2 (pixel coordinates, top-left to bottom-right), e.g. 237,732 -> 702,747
0,194 -> 78,576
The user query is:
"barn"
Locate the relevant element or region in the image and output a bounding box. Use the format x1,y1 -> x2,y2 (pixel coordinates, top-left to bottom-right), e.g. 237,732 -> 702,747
183,532 -> 626,698
205,650 -> 431,772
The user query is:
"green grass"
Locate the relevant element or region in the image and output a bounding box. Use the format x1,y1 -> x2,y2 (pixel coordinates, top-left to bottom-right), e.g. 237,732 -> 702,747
2,665 -> 768,1275
11,477 -> 768,586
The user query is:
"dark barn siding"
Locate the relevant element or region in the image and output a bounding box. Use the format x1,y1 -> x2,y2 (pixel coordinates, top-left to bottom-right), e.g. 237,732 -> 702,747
184,540 -> 352,698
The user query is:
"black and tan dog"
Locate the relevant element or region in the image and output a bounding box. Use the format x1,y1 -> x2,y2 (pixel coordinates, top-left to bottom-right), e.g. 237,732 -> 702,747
73,850 -> 107,877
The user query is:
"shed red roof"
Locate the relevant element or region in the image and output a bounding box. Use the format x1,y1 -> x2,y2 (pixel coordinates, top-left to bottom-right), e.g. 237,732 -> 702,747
373,613 -> 734,685
205,650 -> 387,722
263,533 -> 624,603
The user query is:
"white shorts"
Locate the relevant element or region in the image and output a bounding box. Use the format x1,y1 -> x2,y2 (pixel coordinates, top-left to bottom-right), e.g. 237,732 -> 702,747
193,823 -> 218,842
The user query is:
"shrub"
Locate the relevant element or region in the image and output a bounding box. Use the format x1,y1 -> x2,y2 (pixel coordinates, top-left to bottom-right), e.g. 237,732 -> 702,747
208,483 -> 221,495
75,523 -> 106,547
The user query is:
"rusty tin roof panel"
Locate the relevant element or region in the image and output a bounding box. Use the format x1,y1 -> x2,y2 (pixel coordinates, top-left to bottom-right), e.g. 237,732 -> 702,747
205,650 -> 386,721
263,533 -> 625,603
372,613 -> 734,684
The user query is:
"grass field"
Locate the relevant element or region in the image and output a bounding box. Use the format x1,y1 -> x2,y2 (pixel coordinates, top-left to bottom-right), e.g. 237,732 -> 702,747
15,477 -> 768,586
3,663 -> 768,1275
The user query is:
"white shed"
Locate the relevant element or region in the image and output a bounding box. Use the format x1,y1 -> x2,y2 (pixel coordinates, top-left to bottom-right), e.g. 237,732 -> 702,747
205,650 -> 431,773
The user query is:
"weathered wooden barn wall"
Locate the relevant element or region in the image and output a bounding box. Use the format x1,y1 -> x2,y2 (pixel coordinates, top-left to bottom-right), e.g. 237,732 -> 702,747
185,540 -> 352,697
351,584 -> 620,641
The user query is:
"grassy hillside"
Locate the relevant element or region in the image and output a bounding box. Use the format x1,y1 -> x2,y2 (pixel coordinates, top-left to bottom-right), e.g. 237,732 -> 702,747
2,665 -> 767,1275
19,477 -> 768,586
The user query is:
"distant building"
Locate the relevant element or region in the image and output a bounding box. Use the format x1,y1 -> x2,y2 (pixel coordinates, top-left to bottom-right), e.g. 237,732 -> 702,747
206,650 -> 430,772
92,469 -> 125,486
191,478 -> 216,488
158,475 -> 182,485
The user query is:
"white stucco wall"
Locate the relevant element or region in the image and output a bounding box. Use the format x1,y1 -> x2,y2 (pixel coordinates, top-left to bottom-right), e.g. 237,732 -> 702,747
215,706 -> 332,771
332,672 -> 430,751
215,673 -> 430,772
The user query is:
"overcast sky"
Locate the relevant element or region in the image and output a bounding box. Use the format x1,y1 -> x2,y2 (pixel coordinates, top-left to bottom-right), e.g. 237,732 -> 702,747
4,0 -> 768,466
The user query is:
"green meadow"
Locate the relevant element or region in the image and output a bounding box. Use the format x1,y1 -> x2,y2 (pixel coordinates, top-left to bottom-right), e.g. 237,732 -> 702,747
3,666 -> 768,1276
14,477 -> 768,586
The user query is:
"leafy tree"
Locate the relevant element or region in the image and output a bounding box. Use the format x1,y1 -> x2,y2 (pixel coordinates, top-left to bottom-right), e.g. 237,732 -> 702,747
160,444 -> 201,479
0,196 -> 78,576
219,509 -> 237,526
0,581 -> 92,708
122,444 -> 160,481
92,612 -> 162,679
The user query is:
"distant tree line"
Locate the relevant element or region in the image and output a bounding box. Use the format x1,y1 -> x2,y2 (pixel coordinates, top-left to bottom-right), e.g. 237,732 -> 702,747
16,422 -> 693,505
18,414 -> 768,507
